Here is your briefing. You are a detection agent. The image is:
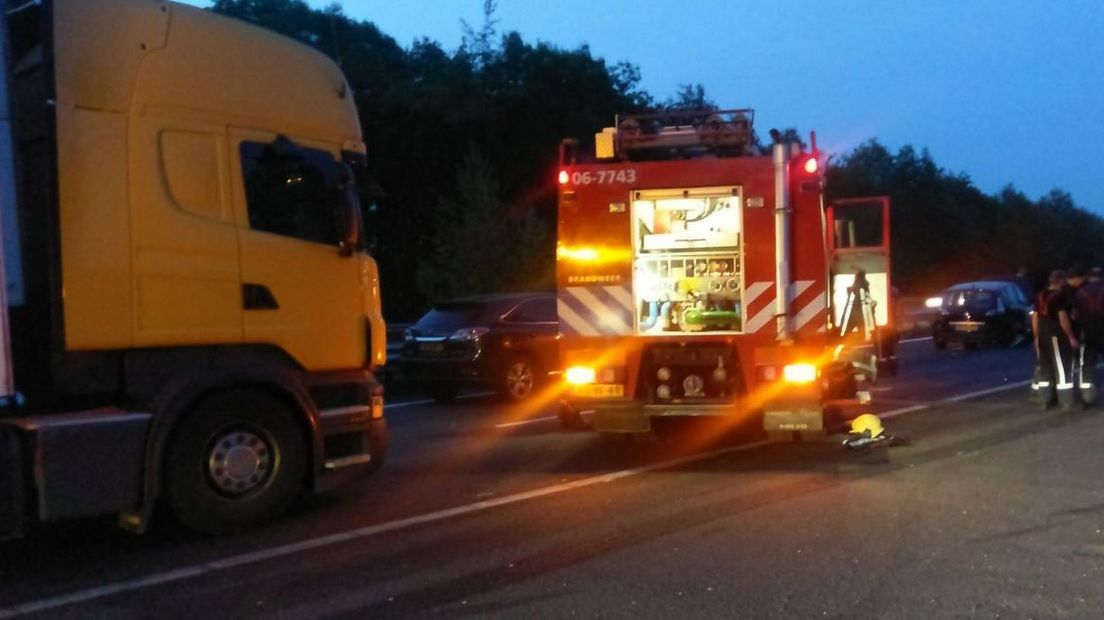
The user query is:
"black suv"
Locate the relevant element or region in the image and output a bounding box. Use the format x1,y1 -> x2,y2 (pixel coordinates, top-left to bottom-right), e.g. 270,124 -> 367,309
400,293 -> 560,402
930,280 -> 1032,349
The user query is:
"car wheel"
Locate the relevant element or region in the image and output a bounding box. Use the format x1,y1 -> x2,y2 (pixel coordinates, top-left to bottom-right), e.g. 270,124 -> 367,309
428,383 -> 460,403
500,357 -> 537,401
933,338 -> 947,351
165,391 -> 307,535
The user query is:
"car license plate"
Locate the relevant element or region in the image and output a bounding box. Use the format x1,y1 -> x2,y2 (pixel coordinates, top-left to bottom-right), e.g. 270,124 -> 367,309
572,383 -> 624,398
952,322 -> 982,333
419,342 -> 445,353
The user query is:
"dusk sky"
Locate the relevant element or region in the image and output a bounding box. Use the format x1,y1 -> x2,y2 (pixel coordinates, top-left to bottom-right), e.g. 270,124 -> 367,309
188,0 -> 1104,214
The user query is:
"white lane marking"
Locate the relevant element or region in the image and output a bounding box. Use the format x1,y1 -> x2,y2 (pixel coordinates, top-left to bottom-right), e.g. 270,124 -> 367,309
384,392 -> 494,410
0,375 -> 1040,617
880,379 -> 1031,420
0,439 -> 772,618
900,336 -> 933,344
494,415 -> 558,428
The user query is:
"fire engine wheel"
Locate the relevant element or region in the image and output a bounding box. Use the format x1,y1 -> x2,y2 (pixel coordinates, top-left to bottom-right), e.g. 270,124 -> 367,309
165,391 -> 307,535
500,357 -> 537,401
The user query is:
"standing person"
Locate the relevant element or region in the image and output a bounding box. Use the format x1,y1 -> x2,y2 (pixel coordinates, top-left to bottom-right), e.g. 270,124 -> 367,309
1013,266 -> 1034,302
1075,267 -> 1104,406
1033,270 -> 1079,410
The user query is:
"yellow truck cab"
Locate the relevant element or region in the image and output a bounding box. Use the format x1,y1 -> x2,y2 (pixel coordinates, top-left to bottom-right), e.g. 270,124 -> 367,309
0,0 -> 387,538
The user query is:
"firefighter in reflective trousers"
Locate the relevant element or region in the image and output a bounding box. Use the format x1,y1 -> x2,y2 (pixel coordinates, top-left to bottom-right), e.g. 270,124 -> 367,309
1032,270 -> 1079,410
1075,267 -> 1104,405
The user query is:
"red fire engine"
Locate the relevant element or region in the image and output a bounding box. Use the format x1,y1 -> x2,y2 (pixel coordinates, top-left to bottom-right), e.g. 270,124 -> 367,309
555,109 -> 896,436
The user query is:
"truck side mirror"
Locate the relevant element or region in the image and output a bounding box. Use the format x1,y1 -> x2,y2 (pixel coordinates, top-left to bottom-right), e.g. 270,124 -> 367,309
335,163 -> 361,257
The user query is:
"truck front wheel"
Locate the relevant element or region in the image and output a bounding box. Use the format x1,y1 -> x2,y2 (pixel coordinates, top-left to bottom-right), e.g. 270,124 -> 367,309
165,391 -> 308,535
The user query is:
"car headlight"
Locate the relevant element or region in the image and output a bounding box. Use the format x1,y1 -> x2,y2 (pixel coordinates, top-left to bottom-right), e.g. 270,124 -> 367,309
924,296 -> 943,309
449,327 -> 489,341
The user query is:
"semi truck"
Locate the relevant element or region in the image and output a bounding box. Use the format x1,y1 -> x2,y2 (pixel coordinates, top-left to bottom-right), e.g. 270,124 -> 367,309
556,109 -> 896,436
0,0 -> 387,539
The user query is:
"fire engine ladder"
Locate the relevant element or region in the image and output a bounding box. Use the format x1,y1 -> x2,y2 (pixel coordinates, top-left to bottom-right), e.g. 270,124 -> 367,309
615,108 -> 758,159
837,286 -> 880,382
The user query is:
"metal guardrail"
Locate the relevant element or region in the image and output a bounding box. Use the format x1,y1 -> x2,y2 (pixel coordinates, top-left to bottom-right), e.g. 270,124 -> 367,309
385,323 -> 409,361
378,323 -> 409,384
896,296 -> 934,334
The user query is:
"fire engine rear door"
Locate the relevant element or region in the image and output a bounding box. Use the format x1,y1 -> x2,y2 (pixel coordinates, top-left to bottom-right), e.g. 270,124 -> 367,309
827,196 -> 892,336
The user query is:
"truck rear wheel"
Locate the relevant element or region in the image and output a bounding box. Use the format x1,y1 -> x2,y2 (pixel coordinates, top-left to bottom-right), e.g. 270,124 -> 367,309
165,391 -> 307,535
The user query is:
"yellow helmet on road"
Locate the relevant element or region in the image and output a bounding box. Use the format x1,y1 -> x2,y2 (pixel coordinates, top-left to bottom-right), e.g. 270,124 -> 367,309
849,413 -> 884,438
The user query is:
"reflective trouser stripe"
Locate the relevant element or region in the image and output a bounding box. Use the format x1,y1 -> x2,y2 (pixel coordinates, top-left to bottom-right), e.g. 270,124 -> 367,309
1079,345 -> 1093,388
1054,337 -> 1074,389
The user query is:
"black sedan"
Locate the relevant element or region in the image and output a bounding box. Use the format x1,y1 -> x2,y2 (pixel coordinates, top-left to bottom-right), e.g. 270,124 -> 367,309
928,280 -> 1032,349
400,293 -> 560,402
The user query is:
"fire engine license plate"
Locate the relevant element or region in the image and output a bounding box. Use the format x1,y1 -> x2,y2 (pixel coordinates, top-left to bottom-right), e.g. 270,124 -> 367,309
572,383 -> 624,398
419,342 -> 445,353
764,409 -> 823,432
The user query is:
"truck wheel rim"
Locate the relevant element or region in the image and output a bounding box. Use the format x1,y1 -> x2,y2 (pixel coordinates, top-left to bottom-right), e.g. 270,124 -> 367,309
506,362 -> 534,398
206,428 -> 274,497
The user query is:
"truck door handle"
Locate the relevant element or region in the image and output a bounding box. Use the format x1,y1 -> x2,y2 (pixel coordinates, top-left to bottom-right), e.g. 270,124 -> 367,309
243,284 -> 279,310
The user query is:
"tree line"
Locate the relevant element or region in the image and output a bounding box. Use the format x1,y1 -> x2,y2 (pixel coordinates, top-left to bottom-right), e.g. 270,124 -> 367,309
212,0 -> 1103,318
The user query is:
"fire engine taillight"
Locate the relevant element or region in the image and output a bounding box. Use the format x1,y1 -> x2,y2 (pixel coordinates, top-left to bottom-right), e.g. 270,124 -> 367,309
782,363 -> 817,384
565,366 -> 596,385
802,156 -> 819,174
558,170 -> 569,184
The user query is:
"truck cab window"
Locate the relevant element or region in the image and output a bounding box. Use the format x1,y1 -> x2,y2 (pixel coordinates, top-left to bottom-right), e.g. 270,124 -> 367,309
240,140 -> 341,245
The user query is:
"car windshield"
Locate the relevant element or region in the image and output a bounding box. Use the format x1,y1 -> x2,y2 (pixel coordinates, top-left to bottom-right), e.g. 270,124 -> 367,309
945,288 -> 996,310
414,302 -> 486,332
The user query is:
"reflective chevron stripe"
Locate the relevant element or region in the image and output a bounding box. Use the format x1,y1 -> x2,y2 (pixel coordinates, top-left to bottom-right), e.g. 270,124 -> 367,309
558,285 -> 635,336
559,280 -> 826,337
746,279 -> 826,334
793,295 -> 827,331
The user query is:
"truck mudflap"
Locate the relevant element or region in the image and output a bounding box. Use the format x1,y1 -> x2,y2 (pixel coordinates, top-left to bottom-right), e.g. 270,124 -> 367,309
0,425 -> 27,541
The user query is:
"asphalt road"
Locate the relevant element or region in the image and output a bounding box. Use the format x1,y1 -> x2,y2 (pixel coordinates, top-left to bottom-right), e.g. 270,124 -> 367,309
5,337 -> 1104,618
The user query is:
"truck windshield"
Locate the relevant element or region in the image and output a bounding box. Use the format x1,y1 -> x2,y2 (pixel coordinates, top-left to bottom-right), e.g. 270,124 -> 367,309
631,187 -> 743,334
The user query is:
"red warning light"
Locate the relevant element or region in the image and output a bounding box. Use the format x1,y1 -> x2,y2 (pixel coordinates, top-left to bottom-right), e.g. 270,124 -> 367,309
803,156 -> 819,174
558,170 -> 569,184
